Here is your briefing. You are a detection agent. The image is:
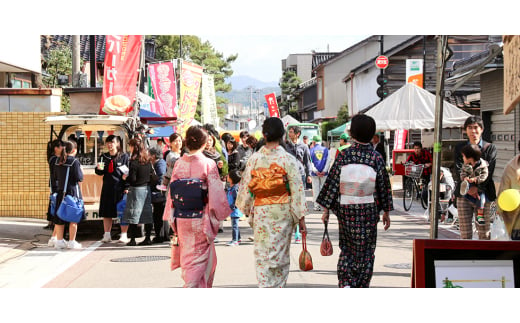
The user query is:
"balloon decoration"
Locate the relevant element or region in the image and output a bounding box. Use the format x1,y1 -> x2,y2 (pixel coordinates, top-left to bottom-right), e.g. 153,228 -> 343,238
498,189 -> 520,212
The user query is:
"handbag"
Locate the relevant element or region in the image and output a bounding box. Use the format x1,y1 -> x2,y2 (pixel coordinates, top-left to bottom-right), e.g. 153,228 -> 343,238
320,220 -> 333,256
299,231 -> 313,271
150,163 -> 160,183
56,162 -> 84,223
170,218 -> 181,271
117,194 -> 128,225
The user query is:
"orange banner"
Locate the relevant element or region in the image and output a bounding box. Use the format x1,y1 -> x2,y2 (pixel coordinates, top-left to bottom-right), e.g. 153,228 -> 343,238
177,60 -> 203,135
99,35 -> 142,115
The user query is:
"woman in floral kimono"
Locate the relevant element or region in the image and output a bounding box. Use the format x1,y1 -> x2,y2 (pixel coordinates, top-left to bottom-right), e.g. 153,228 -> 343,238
168,125 -> 231,288
316,114 -> 392,288
236,117 -> 307,288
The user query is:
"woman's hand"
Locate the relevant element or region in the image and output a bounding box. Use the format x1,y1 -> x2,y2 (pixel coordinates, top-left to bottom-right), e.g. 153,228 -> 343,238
382,211 -> 390,231
122,174 -> 128,180
322,208 -> 330,223
298,217 -> 307,232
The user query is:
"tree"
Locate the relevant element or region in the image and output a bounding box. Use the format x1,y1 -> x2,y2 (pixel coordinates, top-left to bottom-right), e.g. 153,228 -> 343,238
41,42 -> 72,112
321,103 -> 349,139
279,70 -> 301,118
152,35 -> 237,123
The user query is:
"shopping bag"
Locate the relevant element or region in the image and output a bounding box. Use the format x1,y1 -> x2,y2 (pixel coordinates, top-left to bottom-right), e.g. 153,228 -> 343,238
320,221 -> 333,256
170,219 -> 180,270
117,194 -> 128,225
299,232 -> 313,271
49,192 -> 57,215
56,194 -> 84,223
491,215 -> 510,241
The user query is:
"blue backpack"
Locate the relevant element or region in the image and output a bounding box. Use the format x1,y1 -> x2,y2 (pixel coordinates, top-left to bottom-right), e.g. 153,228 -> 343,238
169,178 -> 208,218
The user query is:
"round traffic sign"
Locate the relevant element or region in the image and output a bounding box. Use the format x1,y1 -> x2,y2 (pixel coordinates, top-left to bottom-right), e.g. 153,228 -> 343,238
375,55 -> 389,69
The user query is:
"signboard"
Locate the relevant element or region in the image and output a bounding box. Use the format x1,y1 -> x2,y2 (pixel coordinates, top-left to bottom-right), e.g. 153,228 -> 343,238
177,60 -> 203,136
148,61 -> 177,118
406,59 -> 423,88
503,35 -> 520,115
201,73 -> 219,128
394,129 -> 408,149
264,92 -> 280,118
412,239 -> 520,288
375,55 -> 389,69
99,35 -> 142,115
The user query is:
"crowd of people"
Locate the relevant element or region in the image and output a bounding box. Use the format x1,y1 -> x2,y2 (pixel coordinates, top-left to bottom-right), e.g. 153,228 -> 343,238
44,113 -> 520,288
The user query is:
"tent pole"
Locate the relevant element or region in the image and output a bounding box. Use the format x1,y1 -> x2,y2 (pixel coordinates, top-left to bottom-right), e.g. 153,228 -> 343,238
430,35 -> 449,239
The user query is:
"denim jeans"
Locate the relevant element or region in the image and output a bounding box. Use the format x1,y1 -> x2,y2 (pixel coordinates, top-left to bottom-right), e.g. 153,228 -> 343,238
231,217 -> 241,241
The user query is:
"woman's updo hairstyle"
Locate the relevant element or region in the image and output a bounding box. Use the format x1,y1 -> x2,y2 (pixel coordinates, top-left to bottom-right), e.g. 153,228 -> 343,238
262,117 -> 285,143
349,114 -> 376,144
185,125 -> 208,151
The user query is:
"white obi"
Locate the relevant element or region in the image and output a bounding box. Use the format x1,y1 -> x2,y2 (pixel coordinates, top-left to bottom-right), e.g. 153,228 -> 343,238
339,164 -> 376,205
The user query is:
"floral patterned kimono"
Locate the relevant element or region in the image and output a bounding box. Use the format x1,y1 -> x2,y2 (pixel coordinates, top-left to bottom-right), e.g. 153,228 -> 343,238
167,152 -> 231,288
236,145 -> 307,288
316,141 -> 393,288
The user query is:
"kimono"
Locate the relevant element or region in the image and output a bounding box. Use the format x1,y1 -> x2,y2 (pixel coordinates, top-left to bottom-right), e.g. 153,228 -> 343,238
316,141 -> 393,288
236,145 -> 307,288
168,152 -> 231,288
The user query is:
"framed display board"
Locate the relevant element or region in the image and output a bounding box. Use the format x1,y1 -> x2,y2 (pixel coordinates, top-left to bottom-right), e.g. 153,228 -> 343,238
412,239 -> 520,288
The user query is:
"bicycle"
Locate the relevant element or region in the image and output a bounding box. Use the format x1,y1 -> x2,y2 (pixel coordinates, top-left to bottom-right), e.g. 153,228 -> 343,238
402,163 -> 428,211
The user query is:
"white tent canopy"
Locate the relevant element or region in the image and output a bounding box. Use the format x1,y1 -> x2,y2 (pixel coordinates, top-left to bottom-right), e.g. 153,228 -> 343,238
362,83 -> 472,131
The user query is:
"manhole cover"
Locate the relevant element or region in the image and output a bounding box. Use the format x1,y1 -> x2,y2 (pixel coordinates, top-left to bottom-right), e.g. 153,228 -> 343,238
384,263 -> 412,270
110,256 -> 170,263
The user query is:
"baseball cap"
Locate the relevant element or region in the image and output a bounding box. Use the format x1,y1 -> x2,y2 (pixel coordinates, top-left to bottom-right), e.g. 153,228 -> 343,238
340,133 -> 349,141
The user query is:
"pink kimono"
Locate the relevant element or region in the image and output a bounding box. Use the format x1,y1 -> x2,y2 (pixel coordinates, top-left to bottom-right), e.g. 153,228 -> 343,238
166,152 -> 231,288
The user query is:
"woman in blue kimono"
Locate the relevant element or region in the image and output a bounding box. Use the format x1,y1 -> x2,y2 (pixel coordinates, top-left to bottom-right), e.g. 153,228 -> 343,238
316,114 -> 393,288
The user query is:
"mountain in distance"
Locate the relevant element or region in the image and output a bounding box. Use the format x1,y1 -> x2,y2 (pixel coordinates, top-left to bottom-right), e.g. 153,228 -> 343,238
217,75 -> 281,108
228,75 -> 279,90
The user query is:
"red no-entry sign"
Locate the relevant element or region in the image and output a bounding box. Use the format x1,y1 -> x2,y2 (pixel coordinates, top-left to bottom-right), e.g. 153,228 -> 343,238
375,55 -> 389,69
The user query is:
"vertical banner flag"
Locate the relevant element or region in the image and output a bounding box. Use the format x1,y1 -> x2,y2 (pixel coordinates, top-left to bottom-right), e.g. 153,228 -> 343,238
394,129 -> 408,150
148,62 -> 177,117
201,73 -> 219,128
178,60 -> 203,136
100,35 -> 142,115
406,59 -> 423,88
264,92 -> 280,118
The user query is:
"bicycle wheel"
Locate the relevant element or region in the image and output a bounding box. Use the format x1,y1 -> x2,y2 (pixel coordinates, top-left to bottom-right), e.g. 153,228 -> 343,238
420,184 -> 428,209
403,177 -> 414,211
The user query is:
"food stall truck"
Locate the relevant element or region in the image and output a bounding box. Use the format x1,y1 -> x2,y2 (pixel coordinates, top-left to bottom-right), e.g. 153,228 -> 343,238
44,114 -> 138,222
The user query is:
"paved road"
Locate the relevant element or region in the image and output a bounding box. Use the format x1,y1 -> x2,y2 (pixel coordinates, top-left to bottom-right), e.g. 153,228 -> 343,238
0,189 -> 459,288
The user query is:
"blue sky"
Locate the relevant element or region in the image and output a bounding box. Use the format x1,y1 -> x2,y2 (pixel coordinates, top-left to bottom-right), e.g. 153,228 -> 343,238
199,35 -> 369,83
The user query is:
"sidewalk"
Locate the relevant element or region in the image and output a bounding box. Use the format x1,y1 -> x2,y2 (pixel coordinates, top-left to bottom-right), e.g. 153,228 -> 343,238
0,189 -> 460,288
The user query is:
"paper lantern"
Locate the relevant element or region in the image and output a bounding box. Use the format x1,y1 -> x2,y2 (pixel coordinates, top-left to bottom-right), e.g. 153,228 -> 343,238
498,189 -> 520,212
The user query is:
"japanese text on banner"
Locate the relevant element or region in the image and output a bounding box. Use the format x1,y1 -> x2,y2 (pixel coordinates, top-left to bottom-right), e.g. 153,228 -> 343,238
264,92 -> 280,118
201,73 -> 219,128
99,35 -> 142,115
178,60 -> 203,136
148,62 -> 177,118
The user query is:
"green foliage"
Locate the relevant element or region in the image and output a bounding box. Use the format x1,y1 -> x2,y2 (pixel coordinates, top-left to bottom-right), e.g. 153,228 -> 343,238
41,43 -> 72,113
152,35 -> 237,124
279,70 -> 301,116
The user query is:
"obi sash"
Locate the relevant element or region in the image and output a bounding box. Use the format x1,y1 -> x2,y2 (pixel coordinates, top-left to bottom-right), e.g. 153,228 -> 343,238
170,178 -> 208,218
248,162 -> 290,206
339,164 -> 376,205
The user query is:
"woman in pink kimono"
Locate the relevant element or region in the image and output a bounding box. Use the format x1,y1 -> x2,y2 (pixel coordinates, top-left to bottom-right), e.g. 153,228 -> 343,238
236,117 -> 307,287
167,125 -> 231,288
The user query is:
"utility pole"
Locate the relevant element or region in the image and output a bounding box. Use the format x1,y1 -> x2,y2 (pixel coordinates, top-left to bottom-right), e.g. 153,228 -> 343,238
72,35 -> 80,86
89,36 -> 96,87
430,35 -> 450,239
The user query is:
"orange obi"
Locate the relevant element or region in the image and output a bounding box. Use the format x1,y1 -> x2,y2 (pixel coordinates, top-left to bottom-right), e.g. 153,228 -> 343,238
248,163 -> 290,206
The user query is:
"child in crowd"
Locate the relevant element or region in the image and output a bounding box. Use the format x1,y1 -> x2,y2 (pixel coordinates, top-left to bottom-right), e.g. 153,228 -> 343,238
226,170 -> 243,246
460,144 -> 489,225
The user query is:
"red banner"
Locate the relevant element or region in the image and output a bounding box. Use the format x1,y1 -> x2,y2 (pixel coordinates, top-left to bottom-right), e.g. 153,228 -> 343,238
99,35 -> 142,115
148,62 -> 177,117
264,92 -> 279,118
394,129 -> 408,150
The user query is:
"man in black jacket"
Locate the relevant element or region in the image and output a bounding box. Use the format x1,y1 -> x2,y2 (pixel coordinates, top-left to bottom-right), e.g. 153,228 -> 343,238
453,116 -> 497,240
